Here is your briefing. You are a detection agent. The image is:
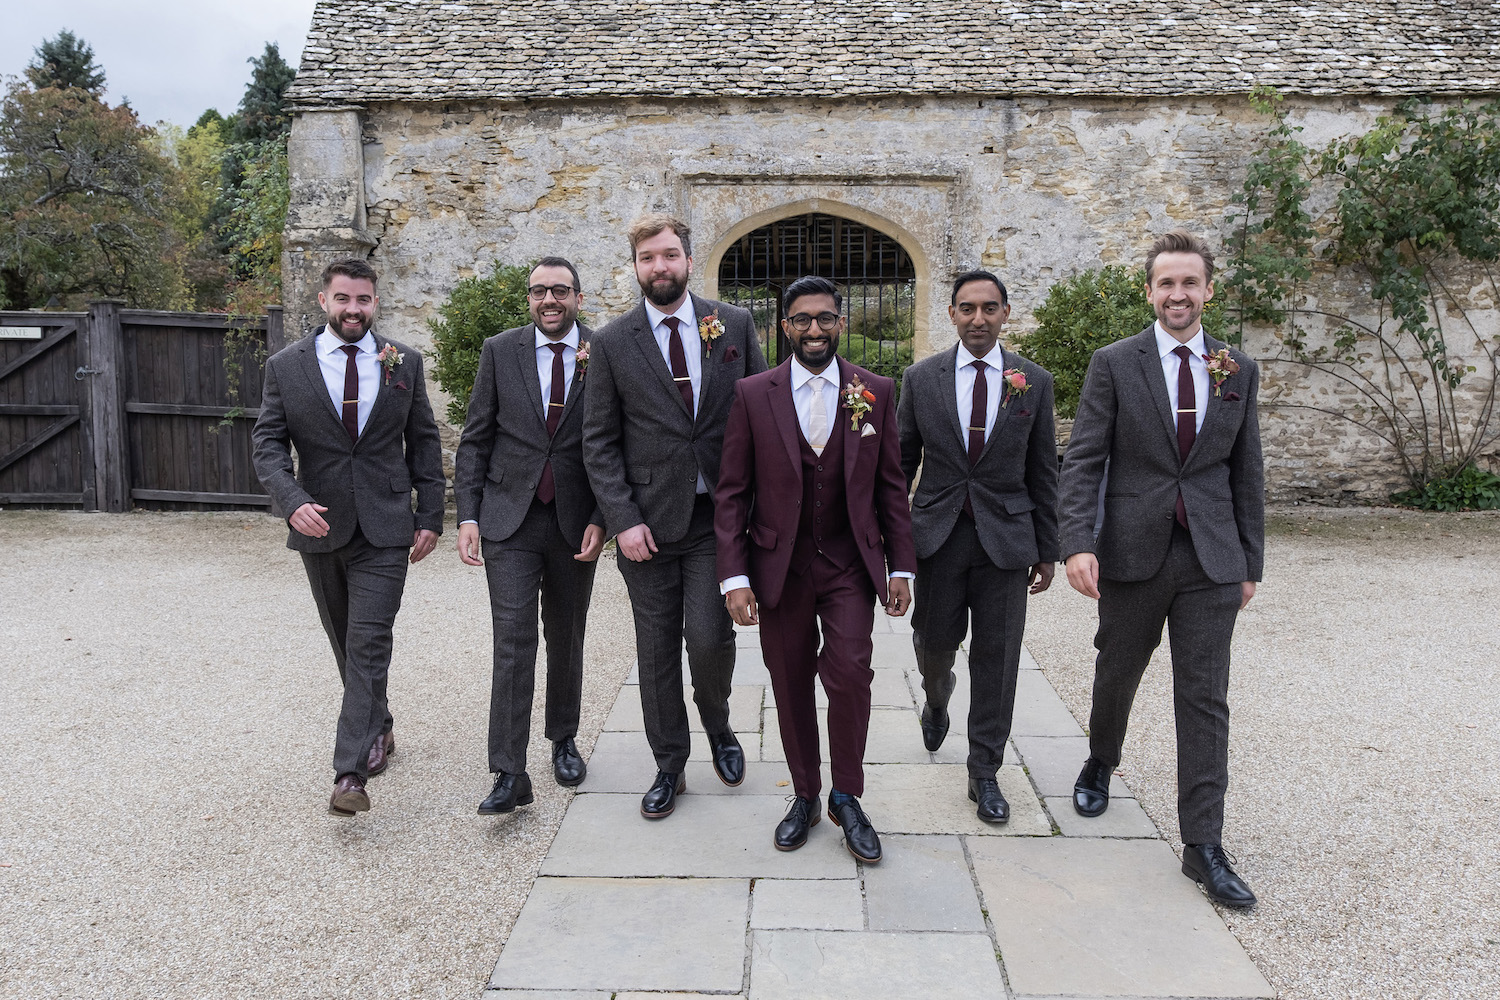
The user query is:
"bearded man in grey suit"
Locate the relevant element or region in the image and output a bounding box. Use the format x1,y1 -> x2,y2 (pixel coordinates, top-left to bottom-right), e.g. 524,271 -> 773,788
253,257 -> 445,816
583,213 -> 768,819
454,256 -> 606,815
1060,231 -> 1264,907
898,270 -> 1058,825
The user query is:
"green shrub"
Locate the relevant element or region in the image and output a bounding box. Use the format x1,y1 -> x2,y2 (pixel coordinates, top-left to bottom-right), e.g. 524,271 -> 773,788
1020,265 -> 1227,419
1390,463 -> 1500,511
427,260 -> 534,426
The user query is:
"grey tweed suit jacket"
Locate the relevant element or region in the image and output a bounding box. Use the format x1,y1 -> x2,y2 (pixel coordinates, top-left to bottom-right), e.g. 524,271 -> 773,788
253,328 -> 446,552
899,346 -> 1059,569
583,293 -> 768,543
1058,327 -> 1264,584
453,323 -> 603,548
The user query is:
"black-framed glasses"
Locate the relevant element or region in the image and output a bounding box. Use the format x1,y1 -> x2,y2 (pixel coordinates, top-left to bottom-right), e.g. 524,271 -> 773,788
527,284 -> 578,300
786,311 -> 841,332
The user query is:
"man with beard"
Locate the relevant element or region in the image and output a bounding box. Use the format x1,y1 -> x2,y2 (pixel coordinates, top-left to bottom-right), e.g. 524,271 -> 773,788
583,214 -> 767,819
253,257 -> 445,816
1060,231 -> 1264,906
714,275 -> 915,862
454,256 -> 605,815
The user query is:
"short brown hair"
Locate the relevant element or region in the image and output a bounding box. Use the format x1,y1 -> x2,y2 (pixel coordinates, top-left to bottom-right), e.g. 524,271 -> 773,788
321,257 -> 379,289
628,213 -> 692,259
1145,231 -> 1215,283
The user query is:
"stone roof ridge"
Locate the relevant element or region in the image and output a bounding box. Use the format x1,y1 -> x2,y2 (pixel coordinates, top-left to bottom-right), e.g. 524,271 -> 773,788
286,0 -> 1500,106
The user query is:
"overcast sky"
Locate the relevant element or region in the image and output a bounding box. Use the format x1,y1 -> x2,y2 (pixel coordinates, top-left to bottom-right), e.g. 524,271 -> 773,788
1,0 -> 320,127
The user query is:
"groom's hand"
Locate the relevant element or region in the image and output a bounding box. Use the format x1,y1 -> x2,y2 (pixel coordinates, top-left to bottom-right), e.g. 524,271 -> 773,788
289,502 -> 330,538
726,587 -> 758,626
1065,553 -> 1100,600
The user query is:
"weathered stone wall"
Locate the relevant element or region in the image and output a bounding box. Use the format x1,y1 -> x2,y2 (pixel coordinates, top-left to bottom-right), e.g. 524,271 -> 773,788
283,92 -> 1499,501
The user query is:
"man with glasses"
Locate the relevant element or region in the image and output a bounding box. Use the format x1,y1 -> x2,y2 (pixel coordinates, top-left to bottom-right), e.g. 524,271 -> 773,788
583,215 -> 767,820
715,275 -> 915,862
454,256 -> 606,815
897,269 -> 1058,824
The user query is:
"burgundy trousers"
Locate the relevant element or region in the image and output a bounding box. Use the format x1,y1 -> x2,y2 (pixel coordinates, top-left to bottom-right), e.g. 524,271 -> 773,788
758,553 -> 877,799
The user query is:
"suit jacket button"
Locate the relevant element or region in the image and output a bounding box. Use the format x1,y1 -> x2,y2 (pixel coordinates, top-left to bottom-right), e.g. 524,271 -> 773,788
952,506 -> 961,512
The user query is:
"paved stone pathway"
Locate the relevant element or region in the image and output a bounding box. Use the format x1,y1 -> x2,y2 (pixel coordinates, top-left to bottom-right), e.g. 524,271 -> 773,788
483,617 -> 1273,1000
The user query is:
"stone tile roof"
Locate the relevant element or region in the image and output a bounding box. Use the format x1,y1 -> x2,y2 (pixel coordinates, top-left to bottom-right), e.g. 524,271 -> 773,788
286,0 -> 1500,106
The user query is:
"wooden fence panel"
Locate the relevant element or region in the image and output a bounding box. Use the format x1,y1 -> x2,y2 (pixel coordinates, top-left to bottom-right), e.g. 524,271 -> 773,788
0,313 -> 93,507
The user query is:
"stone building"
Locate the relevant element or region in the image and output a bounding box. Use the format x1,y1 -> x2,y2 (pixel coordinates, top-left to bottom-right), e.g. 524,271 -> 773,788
282,1 -> 1500,501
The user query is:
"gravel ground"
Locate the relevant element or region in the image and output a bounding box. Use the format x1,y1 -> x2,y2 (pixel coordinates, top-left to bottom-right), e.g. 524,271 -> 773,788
1025,507 -> 1500,1000
3,508 -> 1498,999
0,510 -> 636,999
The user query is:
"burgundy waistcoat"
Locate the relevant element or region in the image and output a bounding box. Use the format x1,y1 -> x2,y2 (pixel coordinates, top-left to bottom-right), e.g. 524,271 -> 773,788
790,424 -> 860,574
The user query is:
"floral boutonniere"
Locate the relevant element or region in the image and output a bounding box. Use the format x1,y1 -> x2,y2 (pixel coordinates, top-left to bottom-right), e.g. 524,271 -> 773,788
1000,367 -> 1030,409
376,344 -> 404,385
842,377 -> 876,430
574,341 -> 590,382
1203,348 -> 1240,397
699,312 -> 725,357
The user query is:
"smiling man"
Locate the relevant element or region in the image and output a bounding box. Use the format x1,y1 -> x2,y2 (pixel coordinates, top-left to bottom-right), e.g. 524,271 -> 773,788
253,258 -> 444,816
896,270 -> 1058,824
582,214 -> 767,820
453,256 -> 606,816
1059,232 -> 1264,906
714,275 -> 915,862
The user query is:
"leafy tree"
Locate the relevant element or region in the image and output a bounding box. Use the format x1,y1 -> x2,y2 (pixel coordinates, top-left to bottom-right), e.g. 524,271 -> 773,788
218,141 -> 288,314
1223,90 -> 1500,506
25,30 -> 105,95
232,43 -> 295,143
1022,265 -> 1227,419
428,262 -> 535,425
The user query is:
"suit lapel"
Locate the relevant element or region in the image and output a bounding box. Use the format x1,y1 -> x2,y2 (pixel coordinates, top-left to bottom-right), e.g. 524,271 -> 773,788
939,346 -> 967,455
767,362 -> 804,487
691,293 -> 719,426
839,357 -> 861,488
629,303 -> 692,421
362,331 -> 396,444
515,325 -> 547,429
298,329 -> 345,428
1187,334 -> 1227,466
555,323 -> 591,430
1133,329 -> 1178,448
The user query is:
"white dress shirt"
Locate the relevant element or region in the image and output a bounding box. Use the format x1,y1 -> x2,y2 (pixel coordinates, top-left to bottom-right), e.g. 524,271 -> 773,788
1154,322 -> 1209,434
954,341 -> 1005,448
644,297 -> 708,493
535,322 -> 581,409
719,357 -> 910,594
315,328 -> 378,435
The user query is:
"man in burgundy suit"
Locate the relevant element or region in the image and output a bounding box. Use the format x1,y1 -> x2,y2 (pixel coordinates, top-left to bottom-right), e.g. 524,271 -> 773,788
715,275 -> 916,863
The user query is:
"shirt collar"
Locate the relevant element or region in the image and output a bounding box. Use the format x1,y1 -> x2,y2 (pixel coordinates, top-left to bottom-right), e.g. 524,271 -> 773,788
535,323 -> 580,351
957,341 -> 1006,370
644,296 -> 696,334
1154,322 -> 1207,361
790,355 -> 839,391
319,328 -> 376,355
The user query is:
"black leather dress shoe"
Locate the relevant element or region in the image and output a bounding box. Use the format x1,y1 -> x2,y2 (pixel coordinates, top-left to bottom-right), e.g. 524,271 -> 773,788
552,737 -> 586,787
708,732 -> 744,787
1182,843 -> 1258,908
919,702 -> 950,753
774,796 -> 820,851
477,771 -> 534,815
968,776 -> 1010,824
640,770 -> 685,819
827,793 -> 881,863
1073,757 -> 1112,817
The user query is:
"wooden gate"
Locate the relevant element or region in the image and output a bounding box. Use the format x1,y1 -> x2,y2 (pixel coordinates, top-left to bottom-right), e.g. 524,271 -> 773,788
0,312 -> 95,508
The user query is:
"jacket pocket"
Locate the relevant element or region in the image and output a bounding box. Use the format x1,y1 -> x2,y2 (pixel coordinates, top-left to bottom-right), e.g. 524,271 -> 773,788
627,466 -> 652,485
486,468 -> 505,485
749,521 -> 778,549
1001,494 -> 1036,515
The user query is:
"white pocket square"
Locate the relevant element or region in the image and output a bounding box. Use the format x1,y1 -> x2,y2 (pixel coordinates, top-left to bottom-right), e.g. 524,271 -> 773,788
860,423 -> 877,438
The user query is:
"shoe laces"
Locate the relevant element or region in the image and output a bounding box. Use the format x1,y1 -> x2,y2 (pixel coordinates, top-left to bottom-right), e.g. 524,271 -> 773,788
1203,844 -> 1239,871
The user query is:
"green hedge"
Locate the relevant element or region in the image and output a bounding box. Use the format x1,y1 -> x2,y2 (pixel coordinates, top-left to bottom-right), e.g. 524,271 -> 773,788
427,261 -> 534,426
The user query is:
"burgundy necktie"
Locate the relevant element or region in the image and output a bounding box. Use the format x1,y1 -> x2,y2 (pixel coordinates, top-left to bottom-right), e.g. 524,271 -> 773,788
340,344 -> 360,443
1174,345 -> 1196,529
536,342 -> 566,504
968,361 -> 987,467
663,316 -> 694,416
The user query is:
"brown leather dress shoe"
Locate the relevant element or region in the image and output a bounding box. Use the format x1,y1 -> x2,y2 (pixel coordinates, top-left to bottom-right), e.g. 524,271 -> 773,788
329,773 -> 370,816
367,731 -> 395,776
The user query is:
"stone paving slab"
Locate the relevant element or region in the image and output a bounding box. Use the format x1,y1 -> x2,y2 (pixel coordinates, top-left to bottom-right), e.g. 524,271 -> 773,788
748,930 -> 1006,999
541,793 -> 858,879
1012,733 -> 1133,799
606,683 -> 765,733
859,763 -> 1052,837
970,838 -> 1274,998
581,731 -> 795,794
864,834 -> 987,932
489,877 -> 749,993
482,991 -> 611,1000
751,877 -> 864,931
1011,667 -> 1087,736
1046,795 -> 1160,838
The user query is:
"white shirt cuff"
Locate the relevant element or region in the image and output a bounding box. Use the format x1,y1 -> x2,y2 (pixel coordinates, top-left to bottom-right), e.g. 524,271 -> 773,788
720,575 -> 752,594
890,571 -> 915,580
459,519 -> 477,526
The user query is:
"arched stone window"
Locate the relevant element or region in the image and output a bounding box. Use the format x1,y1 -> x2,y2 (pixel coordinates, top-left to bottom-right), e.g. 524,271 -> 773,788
716,213 -> 915,383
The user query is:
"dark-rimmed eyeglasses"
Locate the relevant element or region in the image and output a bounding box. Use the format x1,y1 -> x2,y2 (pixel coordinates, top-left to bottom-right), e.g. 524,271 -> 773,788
527,284 -> 578,300
786,311 -> 841,332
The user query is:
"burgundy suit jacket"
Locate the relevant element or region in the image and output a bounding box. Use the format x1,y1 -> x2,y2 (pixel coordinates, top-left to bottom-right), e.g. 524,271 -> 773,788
714,357 -> 916,609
